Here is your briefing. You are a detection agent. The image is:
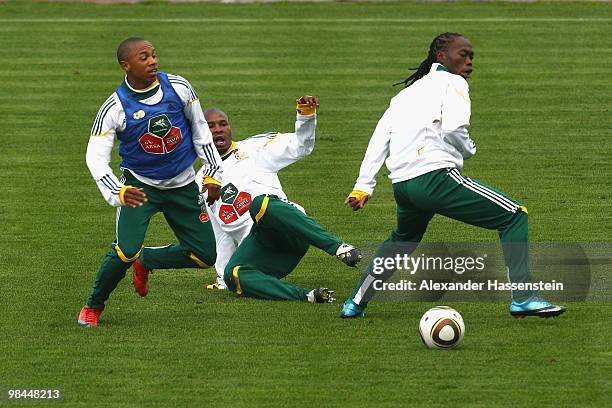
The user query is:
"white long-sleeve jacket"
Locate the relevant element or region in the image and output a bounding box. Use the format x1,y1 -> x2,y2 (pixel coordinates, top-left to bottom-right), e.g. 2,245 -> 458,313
195,113 -> 316,281
86,74 -> 222,207
353,63 -> 476,196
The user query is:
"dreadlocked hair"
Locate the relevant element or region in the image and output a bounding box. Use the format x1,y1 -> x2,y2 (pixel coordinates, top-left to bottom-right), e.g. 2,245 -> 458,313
393,32 -> 464,88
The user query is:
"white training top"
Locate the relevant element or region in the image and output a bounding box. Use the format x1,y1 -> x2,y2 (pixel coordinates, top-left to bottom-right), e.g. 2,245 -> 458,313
86,74 -> 222,207
195,113 -> 316,281
353,63 -> 476,196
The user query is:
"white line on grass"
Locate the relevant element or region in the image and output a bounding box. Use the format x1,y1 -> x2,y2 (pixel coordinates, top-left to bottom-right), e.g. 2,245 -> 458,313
0,18 -> 610,23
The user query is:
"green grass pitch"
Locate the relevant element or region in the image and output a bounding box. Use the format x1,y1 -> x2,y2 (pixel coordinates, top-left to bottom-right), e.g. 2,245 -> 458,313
1,1 -> 611,406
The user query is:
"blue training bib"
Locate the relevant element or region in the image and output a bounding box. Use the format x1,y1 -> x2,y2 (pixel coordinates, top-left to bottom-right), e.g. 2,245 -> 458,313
116,72 -> 197,180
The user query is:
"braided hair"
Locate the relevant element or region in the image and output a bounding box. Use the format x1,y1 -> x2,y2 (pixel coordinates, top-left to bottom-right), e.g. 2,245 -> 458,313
393,32 -> 464,88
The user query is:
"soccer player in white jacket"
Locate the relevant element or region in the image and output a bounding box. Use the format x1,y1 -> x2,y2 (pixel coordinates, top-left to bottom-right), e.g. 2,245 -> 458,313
140,96 -> 361,302
342,33 -> 565,319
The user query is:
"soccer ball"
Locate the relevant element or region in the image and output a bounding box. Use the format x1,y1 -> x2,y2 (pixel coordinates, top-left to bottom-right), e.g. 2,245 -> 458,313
418,306 -> 465,349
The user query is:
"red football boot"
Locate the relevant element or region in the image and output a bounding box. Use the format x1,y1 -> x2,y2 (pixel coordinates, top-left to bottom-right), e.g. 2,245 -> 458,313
78,306 -> 102,327
132,258 -> 150,297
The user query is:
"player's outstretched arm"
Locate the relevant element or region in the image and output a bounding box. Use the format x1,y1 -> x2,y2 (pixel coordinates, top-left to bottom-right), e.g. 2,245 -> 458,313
344,111 -> 391,210
256,95 -> 319,172
296,95 -> 319,115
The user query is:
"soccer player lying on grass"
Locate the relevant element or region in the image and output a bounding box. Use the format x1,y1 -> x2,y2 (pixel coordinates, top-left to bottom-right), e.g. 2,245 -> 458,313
342,32 -> 565,319
78,37 -> 223,328
132,96 -> 362,303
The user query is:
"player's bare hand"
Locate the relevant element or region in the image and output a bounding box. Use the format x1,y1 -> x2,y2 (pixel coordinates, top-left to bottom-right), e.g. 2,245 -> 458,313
296,95 -> 319,115
344,191 -> 370,211
123,187 -> 147,208
203,183 -> 221,206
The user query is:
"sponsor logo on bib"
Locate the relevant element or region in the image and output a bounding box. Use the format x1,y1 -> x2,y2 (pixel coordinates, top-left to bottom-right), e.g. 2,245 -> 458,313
218,184 -> 252,224
221,183 -> 239,204
138,114 -> 183,155
219,204 -> 239,224
234,192 -> 252,216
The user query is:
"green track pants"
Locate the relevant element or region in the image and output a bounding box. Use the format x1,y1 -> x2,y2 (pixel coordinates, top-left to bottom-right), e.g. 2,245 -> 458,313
85,171 -> 216,309
223,194 -> 343,301
350,168 -> 532,306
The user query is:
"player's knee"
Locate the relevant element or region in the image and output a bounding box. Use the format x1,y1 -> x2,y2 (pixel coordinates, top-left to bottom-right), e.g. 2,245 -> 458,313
390,231 -> 409,242
223,266 -> 238,293
190,250 -> 216,268
389,229 -> 424,243
114,242 -> 142,263
499,209 -> 529,241
509,209 -> 528,227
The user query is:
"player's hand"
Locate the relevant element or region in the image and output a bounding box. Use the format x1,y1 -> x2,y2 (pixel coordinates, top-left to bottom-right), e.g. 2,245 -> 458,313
122,187 -> 147,208
202,183 -> 221,206
296,95 -> 319,115
344,190 -> 370,211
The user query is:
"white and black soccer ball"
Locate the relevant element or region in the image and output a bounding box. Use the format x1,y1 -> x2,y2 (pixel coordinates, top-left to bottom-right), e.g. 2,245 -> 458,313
418,306 -> 465,349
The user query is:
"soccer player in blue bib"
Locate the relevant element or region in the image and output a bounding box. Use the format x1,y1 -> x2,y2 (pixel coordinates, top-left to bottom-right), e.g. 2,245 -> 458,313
78,37 -> 223,327
342,33 -> 565,319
